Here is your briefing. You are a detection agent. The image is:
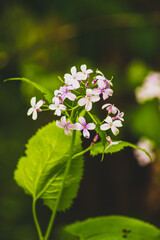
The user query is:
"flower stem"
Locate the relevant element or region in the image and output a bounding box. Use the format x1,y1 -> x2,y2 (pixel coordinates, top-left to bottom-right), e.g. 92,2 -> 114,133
32,199 -> 44,240
44,131 -> 76,240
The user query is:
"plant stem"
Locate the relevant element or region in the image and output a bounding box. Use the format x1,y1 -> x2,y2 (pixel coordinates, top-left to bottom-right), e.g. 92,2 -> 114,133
32,199 -> 44,240
72,145 -> 92,160
44,131 -> 76,240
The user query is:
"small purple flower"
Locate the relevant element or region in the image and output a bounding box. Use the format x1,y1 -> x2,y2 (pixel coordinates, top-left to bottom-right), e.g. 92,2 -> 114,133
59,85 -> 76,101
102,103 -> 118,114
100,116 -> 122,136
49,98 -> 66,116
92,87 -> 113,100
112,111 -> 124,121
76,116 -> 96,138
27,97 -> 43,120
56,116 -> 77,136
78,89 -> 100,111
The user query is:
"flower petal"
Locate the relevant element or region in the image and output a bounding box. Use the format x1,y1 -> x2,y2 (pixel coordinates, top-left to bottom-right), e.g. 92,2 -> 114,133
113,120 -> 123,127
69,124 -> 77,130
83,128 -> 90,138
27,107 -> 33,116
55,108 -> 61,116
90,95 -> 100,102
100,123 -> 110,131
79,116 -> 86,126
56,120 -> 64,128
81,64 -> 87,72
105,116 -> 112,124
75,123 -> 84,130
85,100 -> 92,111
86,88 -> 92,97
86,123 -> 96,130
78,97 -> 87,106
61,116 -> 67,125
71,66 -> 77,76
36,100 -> 43,108
32,110 -> 37,120
31,97 -> 36,107
111,126 -> 119,136
64,127 -> 72,136
102,103 -> 110,109
49,104 -> 56,110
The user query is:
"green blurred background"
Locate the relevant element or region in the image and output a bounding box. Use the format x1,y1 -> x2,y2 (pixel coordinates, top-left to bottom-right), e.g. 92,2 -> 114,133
0,0 -> 160,239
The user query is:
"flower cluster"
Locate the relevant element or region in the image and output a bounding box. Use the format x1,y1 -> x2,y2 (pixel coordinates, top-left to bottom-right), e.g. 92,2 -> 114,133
27,64 -> 124,141
135,72 -> 160,103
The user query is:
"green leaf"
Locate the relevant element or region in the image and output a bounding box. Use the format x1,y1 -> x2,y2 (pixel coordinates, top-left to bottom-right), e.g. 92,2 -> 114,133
66,216 -> 160,240
90,141 -> 152,161
4,77 -> 53,102
14,121 -> 83,212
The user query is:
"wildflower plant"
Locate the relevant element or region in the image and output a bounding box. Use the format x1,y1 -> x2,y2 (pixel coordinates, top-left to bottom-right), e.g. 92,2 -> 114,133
4,65 -> 159,240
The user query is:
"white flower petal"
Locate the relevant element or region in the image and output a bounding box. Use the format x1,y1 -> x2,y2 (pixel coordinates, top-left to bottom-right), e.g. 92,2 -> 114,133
90,95 -> 100,102
56,120 -> 64,128
61,116 -> 67,125
27,107 -> 33,116
71,66 -> 77,76
81,64 -> 87,72
60,104 -> 66,111
86,69 -> 93,74
31,97 -> 36,107
85,100 -> 92,111
76,123 -> 84,130
86,88 -> 92,97
36,100 -> 43,108
49,104 -> 56,110
69,124 -> 77,130
111,126 -> 119,136
113,120 -> 122,127
105,116 -> 112,124
78,97 -> 87,106
83,128 -> 90,138
102,103 -> 110,109
92,88 -> 101,95
79,116 -> 86,126
100,123 -> 110,131
65,128 -> 72,136
86,123 -> 96,130
55,108 -> 61,116
32,110 -> 37,120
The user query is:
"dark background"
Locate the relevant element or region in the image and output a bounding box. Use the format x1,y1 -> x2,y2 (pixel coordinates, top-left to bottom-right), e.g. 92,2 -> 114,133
0,0 -> 160,239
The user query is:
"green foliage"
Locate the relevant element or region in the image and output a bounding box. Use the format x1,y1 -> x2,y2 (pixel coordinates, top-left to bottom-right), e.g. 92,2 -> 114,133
65,216 -> 160,240
130,101 -> 160,146
14,121 -> 83,212
90,141 -> 152,160
4,77 -> 53,102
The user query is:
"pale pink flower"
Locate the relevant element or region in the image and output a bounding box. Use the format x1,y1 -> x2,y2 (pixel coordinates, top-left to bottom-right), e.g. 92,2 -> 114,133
135,72 -> 160,103
80,64 -> 93,80
102,103 -> 118,114
49,98 -> 66,116
59,85 -> 76,101
76,116 -> 96,138
27,97 -> 43,120
52,90 -> 61,103
56,116 -> 76,136
100,116 -> 122,136
134,138 -> 156,166
92,86 -> 113,100
64,66 -> 84,89
78,89 -> 100,111
105,136 -> 121,149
